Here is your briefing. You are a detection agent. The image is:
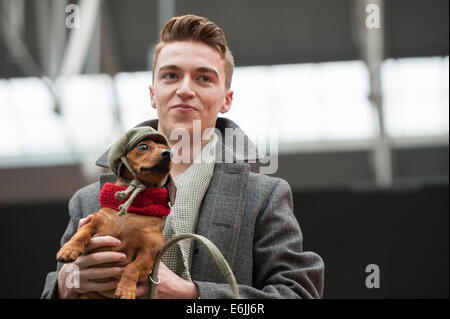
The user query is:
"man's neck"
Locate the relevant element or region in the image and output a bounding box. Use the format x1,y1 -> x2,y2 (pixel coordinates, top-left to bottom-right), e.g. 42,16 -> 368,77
170,162 -> 191,181
170,135 -> 214,180
159,123 -> 216,180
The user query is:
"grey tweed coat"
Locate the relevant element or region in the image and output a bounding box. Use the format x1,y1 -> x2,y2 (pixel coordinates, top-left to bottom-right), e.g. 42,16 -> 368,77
41,118 -> 324,299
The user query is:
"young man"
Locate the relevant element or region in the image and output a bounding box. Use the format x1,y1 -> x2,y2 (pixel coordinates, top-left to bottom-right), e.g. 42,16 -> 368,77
42,15 -> 324,299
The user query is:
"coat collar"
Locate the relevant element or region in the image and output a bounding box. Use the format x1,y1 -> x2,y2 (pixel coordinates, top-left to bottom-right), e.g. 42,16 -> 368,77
95,117 -> 264,169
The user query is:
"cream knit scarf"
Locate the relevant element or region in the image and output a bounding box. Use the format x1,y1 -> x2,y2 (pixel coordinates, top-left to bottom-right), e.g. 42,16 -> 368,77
161,134 -> 217,281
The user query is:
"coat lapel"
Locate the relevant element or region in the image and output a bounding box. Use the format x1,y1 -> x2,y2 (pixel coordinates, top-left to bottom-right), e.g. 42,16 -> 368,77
191,162 -> 249,281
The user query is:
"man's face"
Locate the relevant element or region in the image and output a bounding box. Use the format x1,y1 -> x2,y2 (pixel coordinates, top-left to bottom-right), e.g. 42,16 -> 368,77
150,41 -> 233,141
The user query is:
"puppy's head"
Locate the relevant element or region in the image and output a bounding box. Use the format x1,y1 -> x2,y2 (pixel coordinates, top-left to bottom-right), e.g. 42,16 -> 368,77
108,126 -> 177,204
121,138 -> 172,187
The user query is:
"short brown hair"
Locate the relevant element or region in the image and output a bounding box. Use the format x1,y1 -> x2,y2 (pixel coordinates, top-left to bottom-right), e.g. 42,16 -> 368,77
152,15 -> 234,89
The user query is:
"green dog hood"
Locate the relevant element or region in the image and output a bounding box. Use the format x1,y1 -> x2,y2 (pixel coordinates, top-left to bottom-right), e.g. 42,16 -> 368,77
107,126 -> 170,178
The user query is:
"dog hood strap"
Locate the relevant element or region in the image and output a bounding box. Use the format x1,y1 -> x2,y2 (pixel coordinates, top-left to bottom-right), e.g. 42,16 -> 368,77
115,155 -> 145,216
120,155 -> 139,181
116,180 -> 145,216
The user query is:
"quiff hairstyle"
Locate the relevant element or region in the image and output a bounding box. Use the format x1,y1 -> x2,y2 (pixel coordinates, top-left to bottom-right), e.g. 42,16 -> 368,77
152,15 -> 235,89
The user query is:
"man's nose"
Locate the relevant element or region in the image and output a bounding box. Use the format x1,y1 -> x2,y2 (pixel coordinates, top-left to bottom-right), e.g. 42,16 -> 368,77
176,78 -> 195,99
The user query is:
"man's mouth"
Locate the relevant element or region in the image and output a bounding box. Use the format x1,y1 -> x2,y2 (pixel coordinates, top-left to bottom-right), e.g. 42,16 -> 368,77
172,104 -> 198,112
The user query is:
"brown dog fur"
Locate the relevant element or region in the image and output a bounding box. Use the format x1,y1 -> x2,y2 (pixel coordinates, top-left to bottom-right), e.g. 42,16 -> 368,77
56,139 -> 172,299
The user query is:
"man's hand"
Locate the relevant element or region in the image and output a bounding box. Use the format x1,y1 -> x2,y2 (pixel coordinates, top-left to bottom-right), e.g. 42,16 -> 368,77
57,215 -> 126,299
58,215 -> 199,299
135,262 -> 199,299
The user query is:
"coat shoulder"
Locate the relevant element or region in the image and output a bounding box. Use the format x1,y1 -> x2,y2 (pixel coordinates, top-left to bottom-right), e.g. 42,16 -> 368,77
68,181 -> 102,219
71,181 -> 101,204
246,171 -> 293,210
248,171 -> 291,194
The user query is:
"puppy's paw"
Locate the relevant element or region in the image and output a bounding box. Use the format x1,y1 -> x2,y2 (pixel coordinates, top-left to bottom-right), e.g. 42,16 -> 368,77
114,280 -> 137,299
56,243 -> 83,263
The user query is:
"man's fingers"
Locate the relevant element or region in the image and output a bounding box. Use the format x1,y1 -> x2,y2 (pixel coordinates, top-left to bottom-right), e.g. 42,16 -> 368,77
78,215 -> 93,230
85,236 -> 121,252
81,267 -> 124,281
77,279 -> 120,294
74,251 -> 127,269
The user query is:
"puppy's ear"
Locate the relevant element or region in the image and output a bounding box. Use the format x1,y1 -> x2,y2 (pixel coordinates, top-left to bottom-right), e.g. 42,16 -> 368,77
116,161 -> 123,177
116,160 -> 133,181
164,175 -> 177,206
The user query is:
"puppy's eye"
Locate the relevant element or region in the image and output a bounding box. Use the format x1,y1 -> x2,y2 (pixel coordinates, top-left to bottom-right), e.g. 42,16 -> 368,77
137,144 -> 149,151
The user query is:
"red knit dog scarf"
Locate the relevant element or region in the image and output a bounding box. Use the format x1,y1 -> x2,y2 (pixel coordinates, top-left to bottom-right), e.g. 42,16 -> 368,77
99,182 -> 171,217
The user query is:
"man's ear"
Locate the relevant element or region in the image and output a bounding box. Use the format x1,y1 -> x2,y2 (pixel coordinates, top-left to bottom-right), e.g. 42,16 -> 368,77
220,89 -> 233,114
149,86 -> 157,109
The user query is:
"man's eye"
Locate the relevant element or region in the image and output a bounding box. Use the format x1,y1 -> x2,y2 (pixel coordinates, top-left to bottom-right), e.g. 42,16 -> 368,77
137,144 -> 149,151
198,75 -> 211,82
163,73 -> 177,80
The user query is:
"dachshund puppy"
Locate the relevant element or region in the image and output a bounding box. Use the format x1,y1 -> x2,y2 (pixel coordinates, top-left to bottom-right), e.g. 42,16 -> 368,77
57,129 -> 174,299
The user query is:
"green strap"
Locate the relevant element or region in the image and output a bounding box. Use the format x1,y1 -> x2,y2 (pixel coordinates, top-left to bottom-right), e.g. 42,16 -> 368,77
149,234 -> 239,299
114,179 -> 146,216
114,156 -> 147,216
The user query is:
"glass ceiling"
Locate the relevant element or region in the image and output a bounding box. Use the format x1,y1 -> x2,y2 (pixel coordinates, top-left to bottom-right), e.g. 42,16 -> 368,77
0,56 -> 448,167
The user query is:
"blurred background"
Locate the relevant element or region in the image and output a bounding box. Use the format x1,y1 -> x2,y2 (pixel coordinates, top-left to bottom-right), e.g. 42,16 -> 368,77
0,0 -> 448,298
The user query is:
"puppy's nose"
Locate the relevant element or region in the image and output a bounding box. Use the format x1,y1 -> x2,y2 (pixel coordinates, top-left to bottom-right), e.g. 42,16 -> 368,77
160,150 -> 172,160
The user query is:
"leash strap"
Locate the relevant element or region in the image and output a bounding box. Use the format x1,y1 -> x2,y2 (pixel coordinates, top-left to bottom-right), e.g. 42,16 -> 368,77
149,234 -> 240,299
